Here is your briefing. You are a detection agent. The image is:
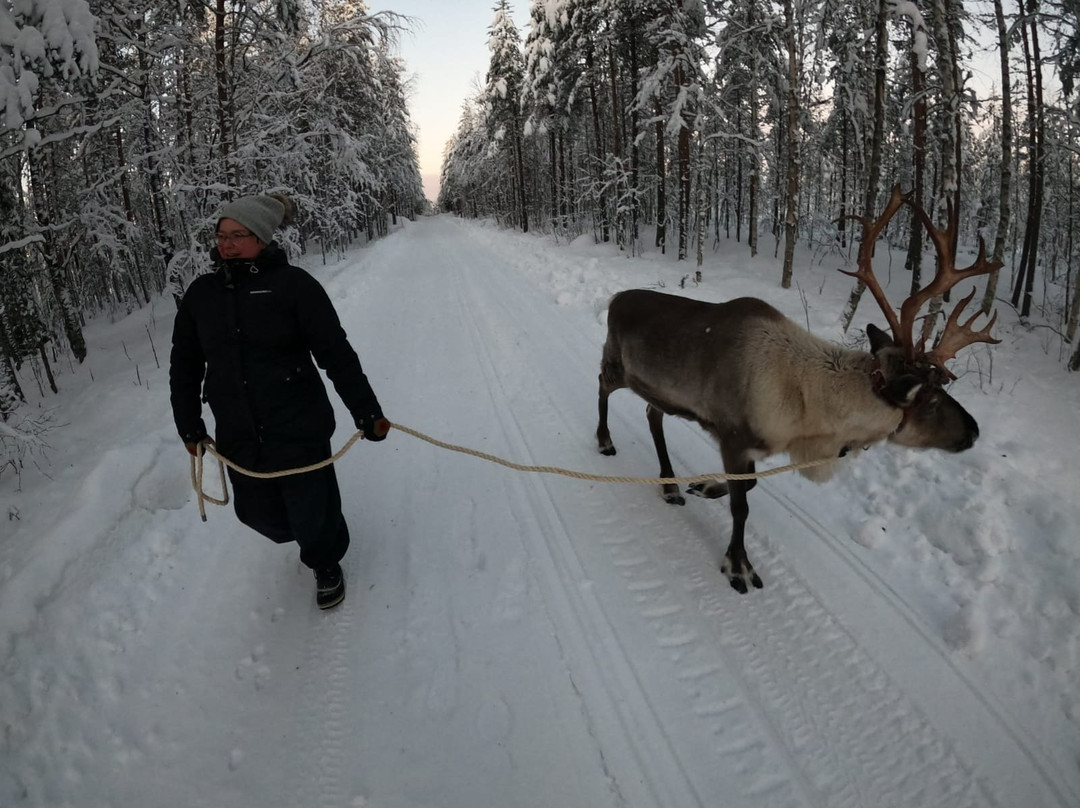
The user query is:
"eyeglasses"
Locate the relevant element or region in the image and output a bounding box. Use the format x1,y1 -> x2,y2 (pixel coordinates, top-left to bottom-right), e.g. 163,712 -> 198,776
216,231 -> 257,244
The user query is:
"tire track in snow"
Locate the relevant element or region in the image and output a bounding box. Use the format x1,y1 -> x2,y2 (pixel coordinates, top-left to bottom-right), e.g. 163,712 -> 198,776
451,259 -> 838,807
597,528 -> 816,808
290,564 -> 359,808
448,254 -> 841,807
657,391 -> 1073,808
453,246 -> 832,806
435,239 -> 640,806
449,255 -> 702,808
447,259 -> 812,803
680,542 -> 995,808
757,484 -> 1078,808
444,231 -> 1033,807
601,395 -> 1053,804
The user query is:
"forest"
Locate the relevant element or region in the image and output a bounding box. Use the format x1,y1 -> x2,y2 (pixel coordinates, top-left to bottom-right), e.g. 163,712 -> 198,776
440,0 -> 1079,368
1,0 -> 1078,470
0,0 -> 425,428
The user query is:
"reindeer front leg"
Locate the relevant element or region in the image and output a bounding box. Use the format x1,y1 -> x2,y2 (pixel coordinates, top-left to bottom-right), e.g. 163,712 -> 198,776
719,446 -> 763,593
646,405 -> 684,505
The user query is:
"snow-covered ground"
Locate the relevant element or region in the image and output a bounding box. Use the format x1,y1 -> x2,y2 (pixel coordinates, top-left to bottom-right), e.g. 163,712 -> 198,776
1,215 -> 1078,808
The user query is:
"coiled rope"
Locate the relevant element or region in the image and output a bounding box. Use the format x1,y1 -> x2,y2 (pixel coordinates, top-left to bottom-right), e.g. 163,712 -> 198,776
188,422 -> 841,521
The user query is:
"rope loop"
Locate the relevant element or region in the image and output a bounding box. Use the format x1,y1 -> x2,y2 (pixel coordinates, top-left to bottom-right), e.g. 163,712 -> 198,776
188,447 -> 228,522
188,423 -> 842,518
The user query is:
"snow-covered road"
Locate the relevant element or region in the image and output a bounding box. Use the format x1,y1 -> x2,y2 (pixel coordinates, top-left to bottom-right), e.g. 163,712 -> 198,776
2,215 -> 1077,808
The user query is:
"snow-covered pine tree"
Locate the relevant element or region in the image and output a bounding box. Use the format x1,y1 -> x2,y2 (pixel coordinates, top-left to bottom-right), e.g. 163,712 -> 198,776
705,0 -> 775,258
1,0 -> 100,363
522,0 -> 579,233
485,0 -> 530,232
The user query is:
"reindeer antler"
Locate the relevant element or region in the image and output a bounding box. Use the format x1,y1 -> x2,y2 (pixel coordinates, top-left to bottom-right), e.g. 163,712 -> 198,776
839,184 -> 910,345
923,288 -> 1001,379
841,185 -> 1002,372
902,203 -> 1002,362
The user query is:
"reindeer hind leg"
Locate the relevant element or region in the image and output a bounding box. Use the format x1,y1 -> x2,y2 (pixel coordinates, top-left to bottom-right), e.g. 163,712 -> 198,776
687,480 -> 729,499
687,469 -> 757,500
596,346 -> 624,456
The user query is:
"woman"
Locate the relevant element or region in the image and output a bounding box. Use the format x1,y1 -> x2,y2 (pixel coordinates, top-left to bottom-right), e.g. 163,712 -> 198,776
169,193 -> 389,609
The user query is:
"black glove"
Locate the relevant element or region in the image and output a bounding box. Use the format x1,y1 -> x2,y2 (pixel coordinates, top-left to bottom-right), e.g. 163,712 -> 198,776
184,434 -> 213,456
358,411 -> 390,442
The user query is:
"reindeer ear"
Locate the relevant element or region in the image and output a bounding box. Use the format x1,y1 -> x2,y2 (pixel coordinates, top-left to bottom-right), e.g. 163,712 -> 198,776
866,323 -> 896,354
880,375 -> 923,408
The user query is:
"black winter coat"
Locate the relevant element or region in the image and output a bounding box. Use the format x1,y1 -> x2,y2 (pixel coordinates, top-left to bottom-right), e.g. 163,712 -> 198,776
169,245 -> 382,471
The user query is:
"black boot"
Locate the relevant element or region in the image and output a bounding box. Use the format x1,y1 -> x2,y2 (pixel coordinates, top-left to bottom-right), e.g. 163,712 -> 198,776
314,562 -> 346,610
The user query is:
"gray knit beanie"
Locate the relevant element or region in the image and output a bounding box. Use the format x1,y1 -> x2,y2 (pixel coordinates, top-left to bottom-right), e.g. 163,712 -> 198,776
216,194 -> 293,245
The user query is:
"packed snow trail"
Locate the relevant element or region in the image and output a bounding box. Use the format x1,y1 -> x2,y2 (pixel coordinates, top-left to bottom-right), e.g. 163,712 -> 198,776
0,215 -> 1074,808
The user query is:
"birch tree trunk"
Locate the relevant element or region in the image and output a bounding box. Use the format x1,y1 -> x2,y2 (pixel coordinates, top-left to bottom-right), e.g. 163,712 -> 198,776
559,133 -> 569,223
214,0 -> 234,187
655,98 -> 667,253
1070,172 -> 1080,370
905,39 -> 928,294
1012,0 -> 1045,318
841,0 -> 889,327
780,0 -> 800,289
0,314 -> 26,410
918,0 -> 964,348
982,0 -> 1014,314
839,112 -> 849,249
1066,155 -> 1078,346
113,128 -> 151,304
1067,249 -> 1079,369
629,23 -> 641,246
864,0 -> 888,222
27,146 -> 86,363
677,61 -> 692,261
513,117 -> 529,233
548,129 -> 558,227
608,43 -> 624,246
696,160 -> 705,275
586,46 -> 609,243
138,24 -> 173,286
748,3 -> 761,259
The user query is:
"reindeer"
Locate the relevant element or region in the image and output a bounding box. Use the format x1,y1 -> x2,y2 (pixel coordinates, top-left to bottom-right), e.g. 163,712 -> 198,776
595,186 -> 1000,593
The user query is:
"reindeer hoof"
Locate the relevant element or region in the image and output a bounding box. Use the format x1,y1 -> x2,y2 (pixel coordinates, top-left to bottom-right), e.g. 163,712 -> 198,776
663,492 -> 686,506
722,557 -> 763,593
599,445 -> 616,457
687,481 -> 729,500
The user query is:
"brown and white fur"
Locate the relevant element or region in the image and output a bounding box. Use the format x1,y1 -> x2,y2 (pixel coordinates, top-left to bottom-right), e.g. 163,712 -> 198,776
596,289 -> 979,593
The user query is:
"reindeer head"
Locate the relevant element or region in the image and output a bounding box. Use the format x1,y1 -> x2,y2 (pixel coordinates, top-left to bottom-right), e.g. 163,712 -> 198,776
841,185 -> 1001,453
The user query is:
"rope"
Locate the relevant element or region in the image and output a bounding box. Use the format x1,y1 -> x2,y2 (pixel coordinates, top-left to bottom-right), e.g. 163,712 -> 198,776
188,422 -> 842,519
390,423 -> 840,483
188,431 -> 366,521
189,444 -> 228,522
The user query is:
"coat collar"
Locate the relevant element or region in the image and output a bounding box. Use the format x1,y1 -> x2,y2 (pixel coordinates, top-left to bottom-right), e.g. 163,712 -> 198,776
211,243 -> 289,288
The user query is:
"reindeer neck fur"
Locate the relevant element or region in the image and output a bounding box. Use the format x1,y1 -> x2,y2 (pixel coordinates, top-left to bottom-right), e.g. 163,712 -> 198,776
743,317 -> 903,482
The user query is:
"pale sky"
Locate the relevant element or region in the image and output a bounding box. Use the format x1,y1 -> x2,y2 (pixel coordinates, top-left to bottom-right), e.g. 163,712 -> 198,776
366,1 -> 533,202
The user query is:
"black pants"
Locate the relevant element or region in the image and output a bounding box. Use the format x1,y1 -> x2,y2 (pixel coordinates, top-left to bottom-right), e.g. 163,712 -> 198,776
227,464 -> 350,571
